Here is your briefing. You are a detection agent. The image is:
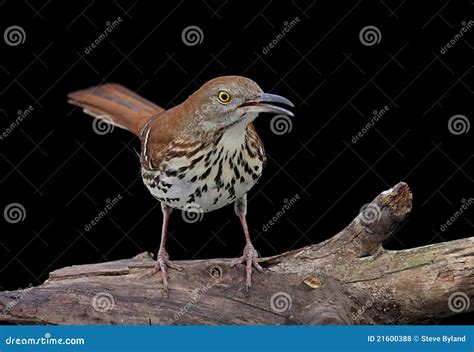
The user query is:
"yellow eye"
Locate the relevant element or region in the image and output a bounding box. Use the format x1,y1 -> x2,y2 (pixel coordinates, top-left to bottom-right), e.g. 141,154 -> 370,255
217,91 -> 232,104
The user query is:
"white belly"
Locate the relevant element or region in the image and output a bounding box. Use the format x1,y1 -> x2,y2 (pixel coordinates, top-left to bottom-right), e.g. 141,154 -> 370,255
142,127 -> 264,213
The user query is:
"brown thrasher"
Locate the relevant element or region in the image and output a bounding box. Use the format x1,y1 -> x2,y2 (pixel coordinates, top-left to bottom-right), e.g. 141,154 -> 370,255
68,76 -> 293,292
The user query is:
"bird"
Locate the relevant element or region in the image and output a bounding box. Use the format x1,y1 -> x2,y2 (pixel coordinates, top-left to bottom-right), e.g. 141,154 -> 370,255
67,76 -> 294,293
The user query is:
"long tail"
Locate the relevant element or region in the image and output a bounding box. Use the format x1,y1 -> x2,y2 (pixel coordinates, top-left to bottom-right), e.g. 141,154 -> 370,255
67,84 -> 164,137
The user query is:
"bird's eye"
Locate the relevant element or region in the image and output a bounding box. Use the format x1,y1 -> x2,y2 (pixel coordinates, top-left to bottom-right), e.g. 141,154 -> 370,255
217,91 -> 232,104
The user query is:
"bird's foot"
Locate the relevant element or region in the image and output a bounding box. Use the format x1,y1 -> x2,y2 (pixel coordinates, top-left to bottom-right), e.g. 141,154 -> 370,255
231,242 -> 263,292
141,248 -> 183,294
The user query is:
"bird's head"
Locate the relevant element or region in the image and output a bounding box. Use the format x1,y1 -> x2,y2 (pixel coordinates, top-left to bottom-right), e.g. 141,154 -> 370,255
183,76 -> 294,133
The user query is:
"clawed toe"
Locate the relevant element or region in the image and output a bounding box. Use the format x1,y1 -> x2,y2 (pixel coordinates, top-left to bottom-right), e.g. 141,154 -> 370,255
232,243 -> 263,291
140,249 -> 183,293
231,254 -> 262,271
166,261 -> 184,272
253,259 -> 264,272
139,266 -> 160,279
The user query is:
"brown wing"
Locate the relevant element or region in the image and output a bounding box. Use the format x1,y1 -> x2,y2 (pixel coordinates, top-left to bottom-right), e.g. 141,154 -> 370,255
247,123 -> 266,163
139,104 -> 200,170
68,84 -> 164,136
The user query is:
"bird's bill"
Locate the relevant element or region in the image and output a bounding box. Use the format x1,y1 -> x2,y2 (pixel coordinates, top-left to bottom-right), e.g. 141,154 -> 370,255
238,93 -> 294,117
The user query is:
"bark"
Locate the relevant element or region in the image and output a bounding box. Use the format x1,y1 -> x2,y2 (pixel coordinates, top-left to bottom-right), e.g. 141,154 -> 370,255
0,182 -> 472,325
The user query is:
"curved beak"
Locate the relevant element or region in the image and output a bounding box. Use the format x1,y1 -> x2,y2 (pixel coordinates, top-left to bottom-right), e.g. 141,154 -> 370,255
238,93 -> 294,117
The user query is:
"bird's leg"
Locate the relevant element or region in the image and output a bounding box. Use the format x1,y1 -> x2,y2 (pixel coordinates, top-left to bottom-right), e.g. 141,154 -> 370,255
142,203 -> 183,292
231,195 -> 263,291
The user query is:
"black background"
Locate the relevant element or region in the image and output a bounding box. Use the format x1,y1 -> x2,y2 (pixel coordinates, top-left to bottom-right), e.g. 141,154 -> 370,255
0,0 -> 472,324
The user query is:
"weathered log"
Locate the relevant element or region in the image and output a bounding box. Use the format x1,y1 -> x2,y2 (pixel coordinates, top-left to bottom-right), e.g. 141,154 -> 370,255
0,182 -> 472,325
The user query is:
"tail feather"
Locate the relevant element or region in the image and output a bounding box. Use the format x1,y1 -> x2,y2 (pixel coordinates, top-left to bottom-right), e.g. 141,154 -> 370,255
67,84 -> 164,137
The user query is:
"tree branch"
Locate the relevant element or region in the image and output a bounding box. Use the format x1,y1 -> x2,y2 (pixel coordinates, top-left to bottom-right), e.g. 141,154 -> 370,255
0,182 -> 472,325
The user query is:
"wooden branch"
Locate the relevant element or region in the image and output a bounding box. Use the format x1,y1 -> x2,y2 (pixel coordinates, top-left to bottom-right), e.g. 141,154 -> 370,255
1,182 -> 472,325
